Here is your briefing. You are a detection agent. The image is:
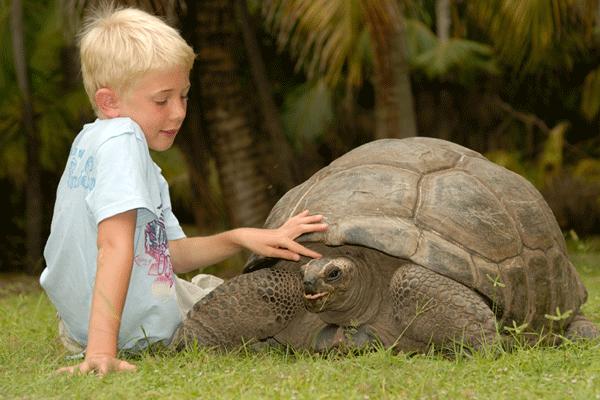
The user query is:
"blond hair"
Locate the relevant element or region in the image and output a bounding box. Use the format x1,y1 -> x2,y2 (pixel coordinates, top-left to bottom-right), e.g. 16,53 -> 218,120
79,4 -> 195,112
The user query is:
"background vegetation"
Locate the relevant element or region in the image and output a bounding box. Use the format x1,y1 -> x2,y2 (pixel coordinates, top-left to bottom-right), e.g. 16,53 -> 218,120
1,0 -> 600,277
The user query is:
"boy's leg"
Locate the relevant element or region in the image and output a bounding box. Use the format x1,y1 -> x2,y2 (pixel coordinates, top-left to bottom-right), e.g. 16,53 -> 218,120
175,274 -> 224,318
57,318 -> 86,354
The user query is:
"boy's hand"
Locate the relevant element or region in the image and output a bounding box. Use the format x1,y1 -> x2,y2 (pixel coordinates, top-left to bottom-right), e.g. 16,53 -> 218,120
57,355 -> 136,377
236,210 -> 327,261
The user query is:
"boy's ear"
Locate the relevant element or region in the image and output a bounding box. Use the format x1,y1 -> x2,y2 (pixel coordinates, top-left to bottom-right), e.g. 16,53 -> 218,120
95,88 -> 120,118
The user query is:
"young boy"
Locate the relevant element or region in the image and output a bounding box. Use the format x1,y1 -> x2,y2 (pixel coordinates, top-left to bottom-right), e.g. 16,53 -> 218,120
40,5 -> 327,376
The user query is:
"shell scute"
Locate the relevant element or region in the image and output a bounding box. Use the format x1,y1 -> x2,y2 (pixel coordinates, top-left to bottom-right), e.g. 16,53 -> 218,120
411,231 -> 476,288
497,257 -> 529,326
329,137 -> 479,173
417,171 -> 521,262
459,157 -> 556,251
471,255 -> 505,311
522,249 -> 553,328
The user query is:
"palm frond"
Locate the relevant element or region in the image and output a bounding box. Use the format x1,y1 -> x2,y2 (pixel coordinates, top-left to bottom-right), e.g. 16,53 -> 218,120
262,0 -> 370,89
404,18 -> 437,60
581,67 -> 600,120
468,0 -> 596,72
57,0 -> 87,37
58,0 -> 183,37
0,88 -> 26,184
412,38 -> 498,82
0,0 -> 93,182
0,1 -> 13,90
281,80 -> 333,149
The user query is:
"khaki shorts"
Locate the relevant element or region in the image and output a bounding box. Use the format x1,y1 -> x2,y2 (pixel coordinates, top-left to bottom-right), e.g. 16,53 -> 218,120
58,273 -> 224,354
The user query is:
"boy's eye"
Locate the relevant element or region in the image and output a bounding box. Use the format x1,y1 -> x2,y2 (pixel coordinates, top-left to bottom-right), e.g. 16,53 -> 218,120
154,99 -> 167,105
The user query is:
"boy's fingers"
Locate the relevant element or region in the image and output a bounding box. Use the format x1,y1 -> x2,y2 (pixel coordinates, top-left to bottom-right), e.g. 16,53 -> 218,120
289,210 -> 322,224
297,248 -> 322,260
270,249 -> 301,261
56,363 -> 90,375
287,223 -> 327,240
283,212 -> 310,227
284,241 -> 322,259
55,359 -> 135,377
300,223 -> 328,233
298,214 -> 323,223
56,366 -> 74,374
119,361 -> 137,372
78,362 -> 92,375
97,365 -> 109,377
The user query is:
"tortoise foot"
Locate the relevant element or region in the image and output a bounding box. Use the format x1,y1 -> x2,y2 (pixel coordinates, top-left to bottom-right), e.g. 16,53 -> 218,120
565,314 -> 599,340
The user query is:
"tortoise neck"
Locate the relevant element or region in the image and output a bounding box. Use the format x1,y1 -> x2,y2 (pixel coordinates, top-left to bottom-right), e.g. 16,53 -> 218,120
319,258 -> 383,326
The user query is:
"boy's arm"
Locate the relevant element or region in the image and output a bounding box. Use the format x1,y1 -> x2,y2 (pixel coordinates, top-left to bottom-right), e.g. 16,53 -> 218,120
169,210 -> 327,274
58,210 -> 137,376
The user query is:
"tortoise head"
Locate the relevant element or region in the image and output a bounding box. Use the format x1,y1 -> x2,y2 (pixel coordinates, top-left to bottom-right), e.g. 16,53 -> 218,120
298,247 -> 385,326
300,256 -> 357,314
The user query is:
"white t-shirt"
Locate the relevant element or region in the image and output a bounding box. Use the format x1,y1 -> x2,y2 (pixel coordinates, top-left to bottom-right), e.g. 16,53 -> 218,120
41,117 -> 185,350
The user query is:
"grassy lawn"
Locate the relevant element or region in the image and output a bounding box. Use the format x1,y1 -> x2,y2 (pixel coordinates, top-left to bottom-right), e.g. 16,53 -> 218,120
2,242 -> 600,399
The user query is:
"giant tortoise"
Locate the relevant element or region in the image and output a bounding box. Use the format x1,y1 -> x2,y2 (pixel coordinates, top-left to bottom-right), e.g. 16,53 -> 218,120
173,137 -> 598,353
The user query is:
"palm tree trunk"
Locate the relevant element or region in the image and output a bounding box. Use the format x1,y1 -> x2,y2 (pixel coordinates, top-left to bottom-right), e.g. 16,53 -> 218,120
596,0 -> 600,38
177,93 -> 223,234
436,0 -> 450,42
366,3 -> 417,139
174,0 -> 224,234
191,0 -> 272,228
10,0 -> 43,273
234,0 -> 297,189
436,0 -> 452,141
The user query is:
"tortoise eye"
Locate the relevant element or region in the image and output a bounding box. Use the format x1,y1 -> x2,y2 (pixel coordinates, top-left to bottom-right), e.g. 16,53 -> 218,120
326,267 -> 342,282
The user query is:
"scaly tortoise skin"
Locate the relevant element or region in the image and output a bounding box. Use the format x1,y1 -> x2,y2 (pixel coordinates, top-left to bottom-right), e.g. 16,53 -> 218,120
173,137 -> 598,352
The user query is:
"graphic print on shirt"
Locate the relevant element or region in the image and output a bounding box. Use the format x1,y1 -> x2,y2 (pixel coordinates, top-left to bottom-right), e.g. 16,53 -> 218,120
134,213 -> 175,300
67,146 -> 96,191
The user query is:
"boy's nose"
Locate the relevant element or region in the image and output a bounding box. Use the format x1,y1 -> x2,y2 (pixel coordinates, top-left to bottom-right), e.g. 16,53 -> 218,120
171,98 -> 187,121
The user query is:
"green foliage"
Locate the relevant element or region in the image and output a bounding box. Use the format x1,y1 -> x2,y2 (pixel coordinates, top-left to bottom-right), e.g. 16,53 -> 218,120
485,120 -> 596,189
0,0 -> 90,185
151,147 -> 193,209
281,80 -> 334,149
484,150 -> 529,178
403,14 -> 498,84
404,18 -> 437,58
0,1 -> 12,90
263,0 -> 372,89
486,124 -> 600,234
581,67 -> 600,120
573,158 -> 600,183
537,122 -> 568,180
467,0 -> 596,73
411,38 -> 499,84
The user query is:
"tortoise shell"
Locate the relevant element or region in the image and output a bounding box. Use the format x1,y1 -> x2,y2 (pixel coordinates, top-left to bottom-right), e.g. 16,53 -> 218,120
246,137 -> 587,329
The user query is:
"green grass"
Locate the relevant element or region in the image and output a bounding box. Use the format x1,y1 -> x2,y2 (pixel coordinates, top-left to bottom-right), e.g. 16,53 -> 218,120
2,243 -> 600,399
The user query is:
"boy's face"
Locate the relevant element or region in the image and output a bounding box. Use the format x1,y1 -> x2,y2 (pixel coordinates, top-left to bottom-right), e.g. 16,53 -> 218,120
117,66 -> 191,151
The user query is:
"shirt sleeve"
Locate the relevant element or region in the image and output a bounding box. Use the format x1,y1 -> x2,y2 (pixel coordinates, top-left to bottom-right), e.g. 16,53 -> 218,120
86,131 -> 157,224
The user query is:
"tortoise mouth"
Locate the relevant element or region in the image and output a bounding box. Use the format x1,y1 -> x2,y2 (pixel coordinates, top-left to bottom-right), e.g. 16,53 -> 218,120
304,292 -> 328,300
303,290 -> 332,312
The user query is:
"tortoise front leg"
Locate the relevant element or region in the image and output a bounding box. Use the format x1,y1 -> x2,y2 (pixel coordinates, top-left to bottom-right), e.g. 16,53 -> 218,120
390,264 -> 498,353
171,266 -> 306,349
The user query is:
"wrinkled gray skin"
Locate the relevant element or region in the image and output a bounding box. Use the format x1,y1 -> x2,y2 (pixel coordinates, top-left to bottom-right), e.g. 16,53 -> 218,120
172,137 -> 598,353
